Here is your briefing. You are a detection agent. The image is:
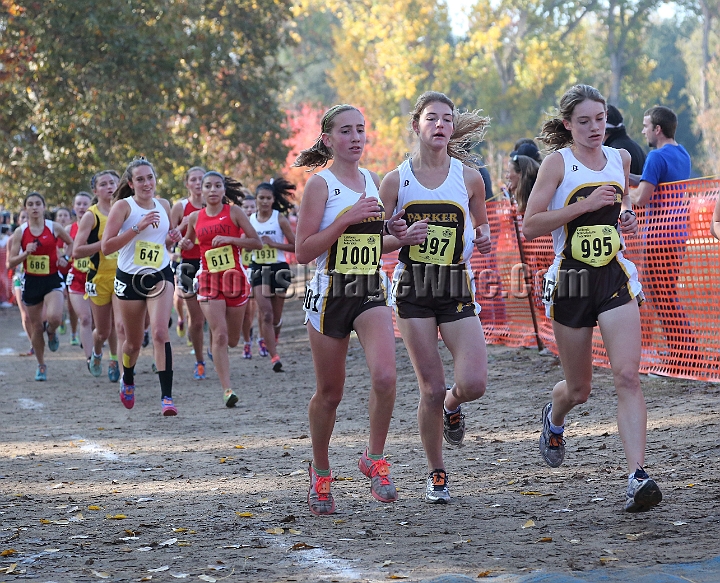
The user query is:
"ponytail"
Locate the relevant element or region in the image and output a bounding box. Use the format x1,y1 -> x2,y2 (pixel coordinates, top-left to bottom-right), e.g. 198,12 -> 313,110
113,159 -> 155,203
202,171 -> 245,206
540,84 -> 606,152
293,104 -> 361,170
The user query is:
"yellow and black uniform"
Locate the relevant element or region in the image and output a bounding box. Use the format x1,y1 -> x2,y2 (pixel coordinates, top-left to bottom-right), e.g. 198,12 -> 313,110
390,157 -> 479,323
542,146 -> 642,328
84,204 -> 118,306
303,168 -> 386,339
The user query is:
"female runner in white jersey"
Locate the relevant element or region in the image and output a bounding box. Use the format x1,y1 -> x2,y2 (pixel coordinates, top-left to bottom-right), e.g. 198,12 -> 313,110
102,159 -> 182,416
180,172 -> 261,408
523,84 -> 661,512
7,192 -> 74,381
380,91 -> 492,504
240,194 -> 258,358
73,170 -> 124,382
170,167 -> 207,379
248,178 -> 296,372
294,104 -> 414,515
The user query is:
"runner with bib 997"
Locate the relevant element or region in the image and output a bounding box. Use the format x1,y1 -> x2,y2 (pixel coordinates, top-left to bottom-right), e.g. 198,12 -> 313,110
379,91 -> 492,504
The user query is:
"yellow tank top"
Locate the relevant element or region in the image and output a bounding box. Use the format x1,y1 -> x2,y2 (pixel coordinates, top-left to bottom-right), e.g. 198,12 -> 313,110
88,204 -> 117,277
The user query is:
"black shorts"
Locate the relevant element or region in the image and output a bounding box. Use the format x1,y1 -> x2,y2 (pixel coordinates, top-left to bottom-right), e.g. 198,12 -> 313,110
304,272 -> 388,338
250,261 -> 292,294
22,273 -> 65,306
546,258 -> 637,328
175,258 -> 201,295
392,263 -> 479,324
114,265 -> 175,301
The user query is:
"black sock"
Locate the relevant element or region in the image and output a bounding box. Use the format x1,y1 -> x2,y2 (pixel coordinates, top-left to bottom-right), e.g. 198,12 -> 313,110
158,342 -> 173,399
122,364 -> 135,387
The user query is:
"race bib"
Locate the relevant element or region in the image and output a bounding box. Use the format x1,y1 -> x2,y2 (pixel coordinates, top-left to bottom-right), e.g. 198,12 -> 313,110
74,257 -> 91,273
335,233 -> 381,275
254,245 -> 277,264
205,245 -> 236,273
409,224 -> 456,265
27,255 -> 50,275
241,248 -> 253,267
571,225 -> 621,267
133,241 -> 163,269
105,251 -> 119,261
85,282 -> 98,297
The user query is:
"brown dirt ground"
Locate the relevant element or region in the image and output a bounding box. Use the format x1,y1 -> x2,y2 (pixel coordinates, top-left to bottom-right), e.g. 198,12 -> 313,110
0,295 -> 719,582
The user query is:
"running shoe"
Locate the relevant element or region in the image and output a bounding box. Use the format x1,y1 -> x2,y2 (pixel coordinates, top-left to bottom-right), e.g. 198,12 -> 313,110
271,355 -> 283,372
206,348 -> 213,362
307,463 -> 335,516
625,466 -> 662,512
258,338 -> 269,357
58,322 -> 67,335
161,396 -> 177,416
539,402 -> 565,468
194,361 -> 206,380
358,450 -> 398,502
243,342 -> 252,359
223,388 -> 239,408
35,364 -> 47,382
108,360 -> 120,383
142,330 -> 150,348
47,331 -> 60,352
151,362 -> 158,374
120,382 -> 135,409
20,347 -> 34,357
176,320 -> 185,338
425,469 -> 450,504
443,404 -> 466,447
87,353 -> 103,377
70,335 -> 80,346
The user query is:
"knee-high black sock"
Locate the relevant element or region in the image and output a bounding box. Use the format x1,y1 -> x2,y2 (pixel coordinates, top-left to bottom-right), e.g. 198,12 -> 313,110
158,341 -> 173,399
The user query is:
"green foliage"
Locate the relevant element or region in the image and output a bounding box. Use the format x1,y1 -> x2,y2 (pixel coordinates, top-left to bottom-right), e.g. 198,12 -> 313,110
0,0 -> 292,209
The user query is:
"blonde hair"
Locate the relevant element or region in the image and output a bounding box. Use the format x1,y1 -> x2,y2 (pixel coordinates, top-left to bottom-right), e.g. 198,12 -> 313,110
410,91 -> 490,167
293,105 -> 362,169
539,84 -> 606,152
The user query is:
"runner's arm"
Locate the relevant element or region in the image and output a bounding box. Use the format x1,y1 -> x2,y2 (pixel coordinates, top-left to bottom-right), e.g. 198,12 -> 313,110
73,210 -> 100,259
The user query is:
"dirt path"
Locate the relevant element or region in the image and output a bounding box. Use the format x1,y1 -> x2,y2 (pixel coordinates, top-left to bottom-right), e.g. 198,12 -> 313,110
0,298 -> 719,582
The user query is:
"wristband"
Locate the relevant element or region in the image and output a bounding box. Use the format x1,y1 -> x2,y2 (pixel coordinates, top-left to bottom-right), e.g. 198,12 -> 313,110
621,209 -> 636,219
383,221 -> 390,235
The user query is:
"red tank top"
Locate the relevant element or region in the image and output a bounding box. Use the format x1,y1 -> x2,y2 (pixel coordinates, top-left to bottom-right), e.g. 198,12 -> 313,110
21,220 -> 59,276
180,199 -> 202,260
196,204 -> 243,274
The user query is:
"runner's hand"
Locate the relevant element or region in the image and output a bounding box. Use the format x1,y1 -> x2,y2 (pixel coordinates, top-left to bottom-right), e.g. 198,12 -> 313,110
25,241 -> 38,254
344,192 -> 382,226
473,227 -> 492,254
619,210 -> 638,236
212,235 -> 233,247
385,209 -> 408,239
168,228 -> 182,243
261,236 -> 275,247
584,185 -> 619,212
178,238 -> 194,250
137,211 -> 161,231
401,218 -> 429,246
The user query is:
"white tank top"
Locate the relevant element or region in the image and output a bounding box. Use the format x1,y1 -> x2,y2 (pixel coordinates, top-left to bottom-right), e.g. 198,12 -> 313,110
395,156 -> 475,267
549,146 -> 625,259
117,197 -> 171,274
249,209 -> 285,263
313,167 -> 383,275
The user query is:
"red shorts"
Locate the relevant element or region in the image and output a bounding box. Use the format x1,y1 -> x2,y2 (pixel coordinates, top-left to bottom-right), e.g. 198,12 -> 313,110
66,268 -> 87,295
196,268 -> 250,308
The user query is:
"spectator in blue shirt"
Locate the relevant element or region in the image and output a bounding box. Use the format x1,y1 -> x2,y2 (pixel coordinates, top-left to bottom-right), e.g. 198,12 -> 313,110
629,106 -> 693,368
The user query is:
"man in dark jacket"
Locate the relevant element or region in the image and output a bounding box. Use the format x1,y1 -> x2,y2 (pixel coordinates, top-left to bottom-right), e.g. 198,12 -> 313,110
604,105 -> 646,175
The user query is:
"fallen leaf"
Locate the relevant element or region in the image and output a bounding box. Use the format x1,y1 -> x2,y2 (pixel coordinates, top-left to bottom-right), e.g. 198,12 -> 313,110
507,479 -> 517,485
289,542 -> 317,550
140,577 -> 152,582
388,575 -> 409,580
40,518 -> 52,524
333,519 -> 346,524
686,483 -> 695,488
266,527 -> 284,535
477,570 -> 493,578
88,505 -> 102,511
158,538 -> 177,547
289,470 -> 304,476
522,520 -> 535,529
137,547 -> 153,552
673,521 -> 688,526
234,445 -> 245,449
520,491 -> 544,496
334,476 -> 353,481
1,549 -> 17,556
198,576 -> 216,583
170,574 -> 189,579
625,534 -> 641,541
235,512 -> 253,518
497,458 -> 510,462
70,535 -> 90,539
206,564 -> 226,571
288,528 -> 301,535
0,563 -> 17,574
591,497 -> 604,502
51,483 -> 64,489
172,528 -> 188,533
148,566 -> 169,573
381,560 -> 393,567
177,542 -> 191,547
90,570 -> 110,579
106,514 -> 127,520
257,497 -> 270,503
537,537 -> 553,543
570,539 -> 580,544
599,557 -> 618,564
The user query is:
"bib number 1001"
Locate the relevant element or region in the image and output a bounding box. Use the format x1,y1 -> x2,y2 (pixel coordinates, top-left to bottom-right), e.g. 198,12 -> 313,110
335,234 -> 380,275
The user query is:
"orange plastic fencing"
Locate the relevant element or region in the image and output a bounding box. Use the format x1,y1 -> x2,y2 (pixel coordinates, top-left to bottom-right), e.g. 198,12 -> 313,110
380,178 -> 720,382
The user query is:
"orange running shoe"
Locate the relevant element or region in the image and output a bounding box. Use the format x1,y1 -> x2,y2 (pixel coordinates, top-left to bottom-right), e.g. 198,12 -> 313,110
358,450 -> 398,502
307,463 -> 335,516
